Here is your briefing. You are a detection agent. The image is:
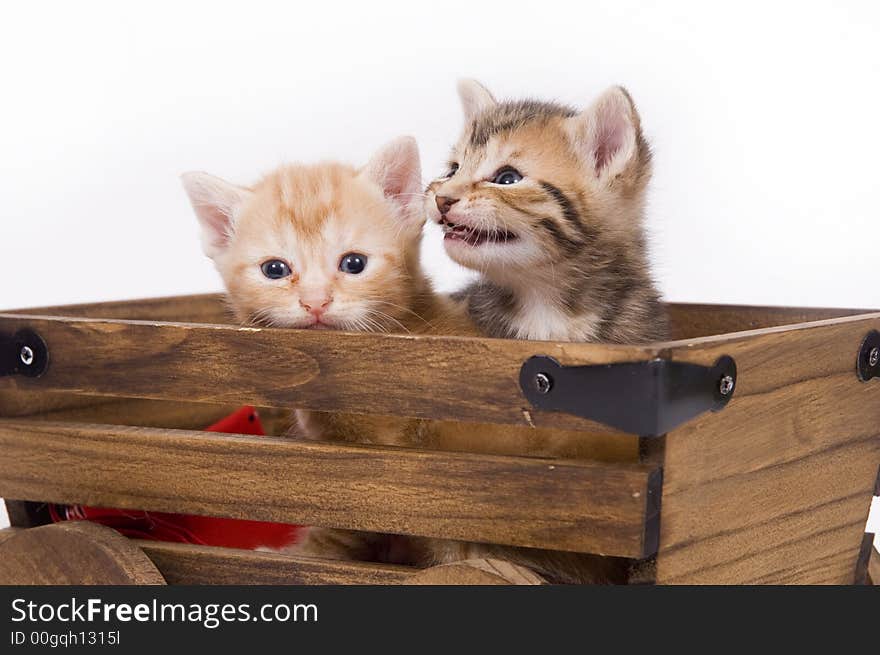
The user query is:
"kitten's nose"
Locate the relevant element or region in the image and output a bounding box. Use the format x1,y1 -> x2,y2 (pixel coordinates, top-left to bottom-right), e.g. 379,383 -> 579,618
299,296 -> 332,317
435,195 -> 459,215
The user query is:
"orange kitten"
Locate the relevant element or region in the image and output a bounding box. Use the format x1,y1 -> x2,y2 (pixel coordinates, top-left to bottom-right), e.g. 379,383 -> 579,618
182,137 -> 431,337
181,137 -> 476,562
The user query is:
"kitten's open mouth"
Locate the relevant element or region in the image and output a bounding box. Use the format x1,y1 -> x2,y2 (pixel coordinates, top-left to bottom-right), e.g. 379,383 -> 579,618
440,218 -> 517,247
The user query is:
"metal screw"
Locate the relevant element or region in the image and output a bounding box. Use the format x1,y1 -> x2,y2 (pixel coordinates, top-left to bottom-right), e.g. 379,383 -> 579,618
534,372 -> 553,394
869,347 -> 880,368
718,374 -> 735,396
19,345 -> 34,367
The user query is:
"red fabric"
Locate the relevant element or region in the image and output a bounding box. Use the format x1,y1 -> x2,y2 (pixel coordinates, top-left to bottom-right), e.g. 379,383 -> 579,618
50,406 -> 303,549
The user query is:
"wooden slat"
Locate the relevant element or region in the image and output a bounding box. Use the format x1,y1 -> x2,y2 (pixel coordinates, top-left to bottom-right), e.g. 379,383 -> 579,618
0,314 -> 657,431
0,384 -> 293,435
16,397 -> 291,434
666,302 -> 871,340
0,386 -> 117,418
6,293 -> 870,339
0,419 -> 659,558
139,541 -> 413,585
655,315 -> 880,584
406,558 -> 545,585
4,293 -> 232,324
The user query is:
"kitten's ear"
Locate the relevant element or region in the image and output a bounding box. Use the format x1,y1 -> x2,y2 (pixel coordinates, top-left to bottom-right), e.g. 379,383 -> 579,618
457,78 -> 497,121
568,86 -> 642,184
180,171 -> 252,259
361,136 -> 424,230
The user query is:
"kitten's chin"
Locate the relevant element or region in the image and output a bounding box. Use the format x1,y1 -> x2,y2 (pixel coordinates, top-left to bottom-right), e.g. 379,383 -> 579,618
444,237 -> 544,280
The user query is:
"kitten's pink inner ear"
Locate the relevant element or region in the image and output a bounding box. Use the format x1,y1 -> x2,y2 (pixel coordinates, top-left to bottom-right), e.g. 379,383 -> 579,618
363,136 -> 422,209
195,204 -> 233,251
181,172 -> 250,259
575,87 -> 638,180
457,78 -> 497,121
593,104 -> 630,172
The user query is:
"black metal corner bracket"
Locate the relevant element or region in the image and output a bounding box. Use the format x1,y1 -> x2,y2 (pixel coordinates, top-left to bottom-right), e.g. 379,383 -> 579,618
0,329 -> 49,378
519,354 -> 736,437
856,330 -> 880,383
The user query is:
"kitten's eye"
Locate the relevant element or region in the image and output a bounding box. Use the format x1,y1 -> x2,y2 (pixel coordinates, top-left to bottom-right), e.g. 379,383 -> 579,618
339,252 -> 367,275
492,167 -> 523,185
445,163 -> 459,178
260,259 -> 291,279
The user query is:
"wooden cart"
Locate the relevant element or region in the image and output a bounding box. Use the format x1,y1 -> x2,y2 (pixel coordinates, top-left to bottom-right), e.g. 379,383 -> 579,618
0,294 -> 878,585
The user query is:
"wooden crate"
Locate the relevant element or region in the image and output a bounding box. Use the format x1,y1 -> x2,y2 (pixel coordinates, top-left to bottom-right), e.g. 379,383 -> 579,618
0,294 -> 878,585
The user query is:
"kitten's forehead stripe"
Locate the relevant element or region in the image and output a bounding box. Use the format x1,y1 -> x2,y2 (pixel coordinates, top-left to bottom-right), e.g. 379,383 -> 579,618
468,99 -> 577,148
269,164 -> 356,239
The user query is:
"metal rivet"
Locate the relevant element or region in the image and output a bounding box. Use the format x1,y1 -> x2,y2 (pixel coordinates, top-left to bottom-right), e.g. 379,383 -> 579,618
869,347 -> 880,368
719,374 -> 735,396
534,372 -> 553,394
19,345 -> 34,367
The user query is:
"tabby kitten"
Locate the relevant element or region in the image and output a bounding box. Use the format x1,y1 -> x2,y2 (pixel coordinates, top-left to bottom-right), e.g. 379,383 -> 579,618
427,80 -> 668,343
414,81 -> 669,583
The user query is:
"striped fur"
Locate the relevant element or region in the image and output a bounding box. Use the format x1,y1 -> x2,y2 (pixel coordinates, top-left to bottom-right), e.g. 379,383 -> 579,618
428,81 -> 668,344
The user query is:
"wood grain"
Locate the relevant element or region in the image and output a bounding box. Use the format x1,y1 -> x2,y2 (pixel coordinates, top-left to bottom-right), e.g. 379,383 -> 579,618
139,541 -> 413,585
0,419 -> 659,558
0,313 -> 657,432
4,293 -> 233,324
0,522 -> 166,585
655,315 -> 880,584
0,386 -> 116,418
17,397 -> 292,433
406,558 -> 545,585
7,293 -> 870,339
666,302 -> 871,340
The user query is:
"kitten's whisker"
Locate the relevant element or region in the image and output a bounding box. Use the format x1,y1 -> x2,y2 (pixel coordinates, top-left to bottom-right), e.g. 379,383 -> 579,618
366,309 -> 410,334
368,300 -> 430,326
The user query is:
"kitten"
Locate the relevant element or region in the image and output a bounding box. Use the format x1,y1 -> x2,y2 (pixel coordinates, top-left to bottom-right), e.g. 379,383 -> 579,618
181,137 -> 475,562
414,81 -> 669,583
427,79 -> 668,344
182,137 -> 435,338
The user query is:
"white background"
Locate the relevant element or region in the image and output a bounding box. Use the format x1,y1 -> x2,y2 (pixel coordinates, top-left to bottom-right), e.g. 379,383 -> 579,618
0,2 -> 877,541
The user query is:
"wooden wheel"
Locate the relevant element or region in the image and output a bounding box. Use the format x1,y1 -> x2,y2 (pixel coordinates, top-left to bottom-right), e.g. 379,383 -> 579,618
0,522 -> 166,585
